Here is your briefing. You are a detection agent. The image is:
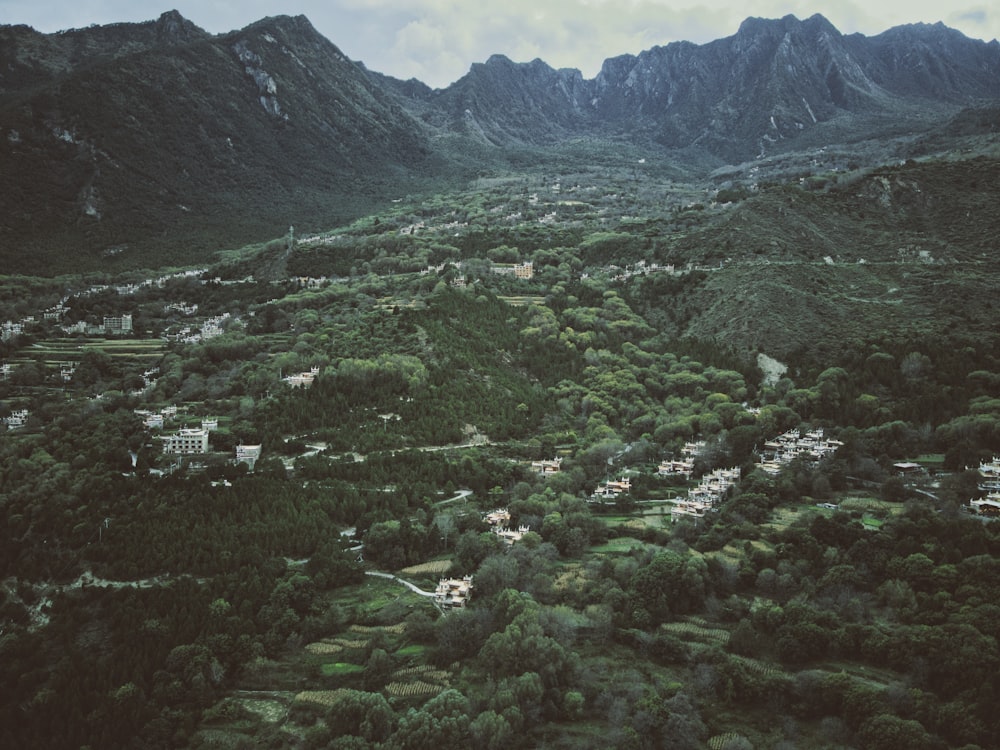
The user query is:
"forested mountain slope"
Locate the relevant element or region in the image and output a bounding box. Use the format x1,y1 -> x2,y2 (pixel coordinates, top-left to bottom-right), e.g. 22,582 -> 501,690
1,11 -> 998,273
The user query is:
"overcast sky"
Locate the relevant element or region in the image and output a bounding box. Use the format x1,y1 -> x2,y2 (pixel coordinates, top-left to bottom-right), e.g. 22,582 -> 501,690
1,1 -> 997,88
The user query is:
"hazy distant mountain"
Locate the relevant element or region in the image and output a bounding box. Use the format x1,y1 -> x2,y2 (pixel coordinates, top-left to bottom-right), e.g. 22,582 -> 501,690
0,11 -> 997,273
406,14 -> 1000,159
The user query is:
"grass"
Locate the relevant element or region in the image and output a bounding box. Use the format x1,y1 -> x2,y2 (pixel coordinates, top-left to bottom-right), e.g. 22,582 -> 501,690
399,559 -> 452,576
590,537 -> 647,554
395,644 -> 428,659
320,662 -> 364,677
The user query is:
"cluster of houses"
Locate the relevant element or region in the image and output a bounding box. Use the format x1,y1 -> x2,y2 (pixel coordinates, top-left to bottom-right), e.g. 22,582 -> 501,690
657,441 -> 706,480
970,457 -> 1000,515
757,428 -> 843,475
162,312 -> 235,344
670,467 -> 742,521
164,302 -> 198,316
1,319 -> 28,342
134,409 -> 261,471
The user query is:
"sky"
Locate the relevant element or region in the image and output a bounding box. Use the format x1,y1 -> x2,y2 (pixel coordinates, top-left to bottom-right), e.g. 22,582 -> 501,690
1,0 -> 997,89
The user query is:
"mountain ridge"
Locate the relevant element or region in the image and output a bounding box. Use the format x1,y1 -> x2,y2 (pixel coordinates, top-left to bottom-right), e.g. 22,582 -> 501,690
1,10 -> 998,273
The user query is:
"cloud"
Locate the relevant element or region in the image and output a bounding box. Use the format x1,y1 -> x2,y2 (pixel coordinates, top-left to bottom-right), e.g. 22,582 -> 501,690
2,0 -> 998,88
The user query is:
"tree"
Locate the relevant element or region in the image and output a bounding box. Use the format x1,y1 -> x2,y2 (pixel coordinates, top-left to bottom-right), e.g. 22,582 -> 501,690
327,690 -> 396,744
857,714 -> 936,750
391,689 -> 471,750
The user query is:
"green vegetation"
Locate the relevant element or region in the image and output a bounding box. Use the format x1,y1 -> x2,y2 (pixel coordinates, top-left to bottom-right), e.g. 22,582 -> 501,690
2,143 -> 1000,749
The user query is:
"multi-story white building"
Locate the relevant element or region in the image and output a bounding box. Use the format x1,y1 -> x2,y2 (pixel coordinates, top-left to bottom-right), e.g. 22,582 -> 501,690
161,428 -> 209,455
103,313 -> 133,334
434,576 -> 473,608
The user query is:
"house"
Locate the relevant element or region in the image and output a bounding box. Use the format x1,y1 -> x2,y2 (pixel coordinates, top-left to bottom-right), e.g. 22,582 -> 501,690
492,261 -> 534,279
484,508 -> 511,527
970,492 -> 1000,516
160,428 -> 210,455
434,576 -> 473,608
4,409 -> 29,430
978,457 -> 1000,493
671,498 -> 713,521
201,418 -> 219,431
283,366 -> 320,388
492,525 -> 531,546
235,444 -> 262,471
143,413 -> 165,430
531,458 -> 562,474
591,477 -> 632,500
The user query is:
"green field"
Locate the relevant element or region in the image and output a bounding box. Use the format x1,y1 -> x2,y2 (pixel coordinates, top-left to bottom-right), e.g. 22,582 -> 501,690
26,337 -> 166,359
320,662 -> 365,677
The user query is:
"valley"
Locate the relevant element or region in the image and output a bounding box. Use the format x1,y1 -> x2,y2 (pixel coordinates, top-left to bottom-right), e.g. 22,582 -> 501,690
2,145 -> 1000,749
1,10 -> 1000,750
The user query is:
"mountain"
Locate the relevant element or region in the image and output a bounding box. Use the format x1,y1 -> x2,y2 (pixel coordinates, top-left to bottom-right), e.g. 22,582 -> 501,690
0,11 -> 998,274
0,12 -> 437,274
411,14 -> 1000,160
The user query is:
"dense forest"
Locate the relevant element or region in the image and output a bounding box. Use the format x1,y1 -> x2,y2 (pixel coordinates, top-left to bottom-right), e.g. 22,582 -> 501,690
2,150 -> 1000,749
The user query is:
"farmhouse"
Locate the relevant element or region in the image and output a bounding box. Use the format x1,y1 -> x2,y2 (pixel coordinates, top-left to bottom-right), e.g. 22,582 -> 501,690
235,444 -> 262,471
283,366 -> 321,389
591,477 -> 632,500
531,458 -> 562,474
484,508 -> 511,526
434,576 -> 473,609
492,525 -> 531,546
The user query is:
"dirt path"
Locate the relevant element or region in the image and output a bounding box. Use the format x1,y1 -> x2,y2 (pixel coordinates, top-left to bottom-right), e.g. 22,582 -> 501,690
364,570 -> 437,597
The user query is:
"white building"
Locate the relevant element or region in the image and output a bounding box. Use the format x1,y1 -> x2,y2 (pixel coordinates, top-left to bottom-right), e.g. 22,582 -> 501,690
235,444 -> 262,471
4,409 -> 29,430
434,576 -> 473,608
161,428 -> 210,455
978,457 -> 1000,493
531,458 -> 562,475
757,428 -> 842,475
103,313 -> 133,334
283,366 -> 320,389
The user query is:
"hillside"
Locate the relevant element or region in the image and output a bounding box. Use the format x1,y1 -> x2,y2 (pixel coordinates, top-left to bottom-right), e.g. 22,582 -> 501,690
0,12 -> 998,274
0,13 -> 442,274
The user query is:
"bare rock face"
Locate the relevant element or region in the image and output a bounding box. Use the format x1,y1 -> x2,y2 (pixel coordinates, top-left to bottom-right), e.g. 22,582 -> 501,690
1,10 -> 998,272
421,13 -> 999,159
